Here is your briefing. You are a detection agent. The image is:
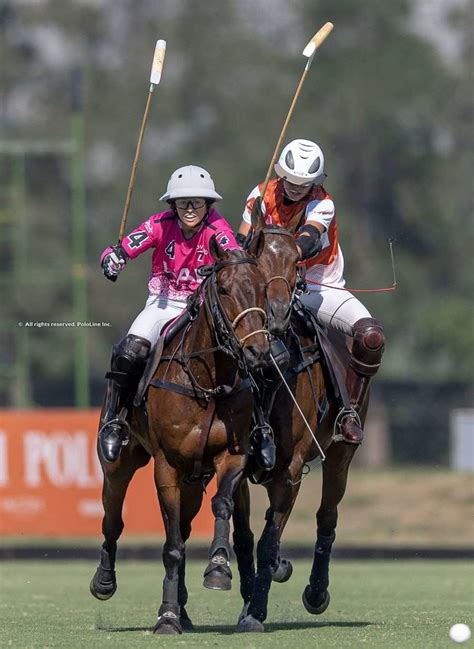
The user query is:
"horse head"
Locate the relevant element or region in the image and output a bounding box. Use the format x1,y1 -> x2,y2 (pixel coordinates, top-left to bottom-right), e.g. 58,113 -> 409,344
207,233 -> 270,372
249,198 -> 301,339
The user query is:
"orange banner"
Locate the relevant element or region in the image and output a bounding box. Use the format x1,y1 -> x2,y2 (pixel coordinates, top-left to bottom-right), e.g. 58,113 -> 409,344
0,410 -> 214,537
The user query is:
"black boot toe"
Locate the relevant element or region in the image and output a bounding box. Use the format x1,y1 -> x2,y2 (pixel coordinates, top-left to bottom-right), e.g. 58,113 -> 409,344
255,433 -> 276,470
99,422 -> 127,463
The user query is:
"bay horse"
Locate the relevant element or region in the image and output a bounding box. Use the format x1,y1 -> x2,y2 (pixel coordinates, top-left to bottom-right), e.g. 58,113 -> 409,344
233,211 -> 365,633
90,234 -> 273,634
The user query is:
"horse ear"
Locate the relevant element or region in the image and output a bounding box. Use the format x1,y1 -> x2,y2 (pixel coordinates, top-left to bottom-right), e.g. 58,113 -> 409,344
209,234 -> 229,261
247,230 -> 265,259
250,196 -> 266,230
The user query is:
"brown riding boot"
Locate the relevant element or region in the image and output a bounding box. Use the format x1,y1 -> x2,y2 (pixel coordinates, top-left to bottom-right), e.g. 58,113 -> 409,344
338,318 -> 385,444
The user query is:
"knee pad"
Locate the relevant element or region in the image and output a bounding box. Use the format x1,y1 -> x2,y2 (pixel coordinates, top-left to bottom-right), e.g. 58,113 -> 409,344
111,335 -> 151,375
351,318 -> 385,376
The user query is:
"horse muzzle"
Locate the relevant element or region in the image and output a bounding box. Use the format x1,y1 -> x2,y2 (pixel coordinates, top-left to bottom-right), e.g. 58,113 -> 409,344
267,299 -> 292,339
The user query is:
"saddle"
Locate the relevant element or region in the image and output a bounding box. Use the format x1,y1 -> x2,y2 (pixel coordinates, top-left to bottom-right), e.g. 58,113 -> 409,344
134,308 -> 192,407
291,300 -> 351,410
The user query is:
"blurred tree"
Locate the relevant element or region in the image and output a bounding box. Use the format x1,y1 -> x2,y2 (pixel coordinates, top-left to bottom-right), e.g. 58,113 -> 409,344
294,0 -> 473,381
0,0 -> 472,407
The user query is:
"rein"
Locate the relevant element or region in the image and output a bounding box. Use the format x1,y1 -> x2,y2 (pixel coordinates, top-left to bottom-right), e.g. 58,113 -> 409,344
259,225 -> 302,328
205,257 -> 267,360
152,254 -> 268,401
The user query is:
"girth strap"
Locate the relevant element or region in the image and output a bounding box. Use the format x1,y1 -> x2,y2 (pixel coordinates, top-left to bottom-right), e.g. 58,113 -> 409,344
149,376 -> 252,483
149,377 -> 252,401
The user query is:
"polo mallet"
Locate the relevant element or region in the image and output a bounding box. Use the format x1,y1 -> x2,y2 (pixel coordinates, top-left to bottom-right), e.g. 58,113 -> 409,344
260,22 -> 334,200
118,39 -> 167,243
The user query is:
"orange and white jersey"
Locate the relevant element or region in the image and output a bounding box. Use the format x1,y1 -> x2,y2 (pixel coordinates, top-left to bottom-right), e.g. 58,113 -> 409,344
242,178 -> 345,289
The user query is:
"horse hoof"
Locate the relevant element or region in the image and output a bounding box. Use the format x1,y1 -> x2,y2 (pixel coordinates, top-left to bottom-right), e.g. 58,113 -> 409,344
89,574 -> 117,601
203,567 -> 232,591
153,614 -> 183,635
180,607 -> 194,632
237,601 -> 250,625
237,614 -> 264,633
302,585 -> 330,615
272,559 -> 293,583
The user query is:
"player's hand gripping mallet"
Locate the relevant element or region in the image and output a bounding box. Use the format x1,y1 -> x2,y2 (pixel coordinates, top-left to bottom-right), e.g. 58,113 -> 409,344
260,22 -> 334,200
118,39 -> 167,242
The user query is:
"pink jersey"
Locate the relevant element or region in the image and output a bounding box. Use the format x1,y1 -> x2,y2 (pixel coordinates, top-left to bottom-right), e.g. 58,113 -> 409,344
118,208 -> 238,299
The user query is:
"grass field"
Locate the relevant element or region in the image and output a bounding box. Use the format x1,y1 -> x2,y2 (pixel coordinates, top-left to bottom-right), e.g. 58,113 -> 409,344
1,560 -> 472,648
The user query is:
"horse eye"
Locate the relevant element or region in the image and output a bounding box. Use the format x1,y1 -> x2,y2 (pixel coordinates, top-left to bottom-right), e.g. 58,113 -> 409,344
218,286 -> 229,295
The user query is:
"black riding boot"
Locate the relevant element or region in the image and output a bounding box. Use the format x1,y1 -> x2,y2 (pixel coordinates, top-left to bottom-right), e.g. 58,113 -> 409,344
99,334 -> 150,463
338,318 -> 385,444
250,337 -> 289,470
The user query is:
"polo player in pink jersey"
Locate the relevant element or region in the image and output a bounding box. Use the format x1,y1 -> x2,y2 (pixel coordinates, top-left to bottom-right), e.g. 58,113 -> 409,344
98,165 -> 239,463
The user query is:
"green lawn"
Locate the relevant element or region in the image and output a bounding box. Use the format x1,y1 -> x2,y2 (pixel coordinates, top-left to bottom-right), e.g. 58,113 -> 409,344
1,560 -> 473,648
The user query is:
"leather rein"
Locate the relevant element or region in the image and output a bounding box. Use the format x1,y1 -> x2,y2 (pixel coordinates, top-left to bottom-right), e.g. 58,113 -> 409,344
258,225 -> 305,331
150,255 -> 267,402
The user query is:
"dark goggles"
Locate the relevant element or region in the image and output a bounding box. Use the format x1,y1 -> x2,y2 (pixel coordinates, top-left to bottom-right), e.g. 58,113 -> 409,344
175,198 -> 207,210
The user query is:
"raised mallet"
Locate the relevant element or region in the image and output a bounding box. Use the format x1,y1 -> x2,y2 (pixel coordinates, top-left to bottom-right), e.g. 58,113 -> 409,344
260,22 -> 334,200
118,39 -> 167,242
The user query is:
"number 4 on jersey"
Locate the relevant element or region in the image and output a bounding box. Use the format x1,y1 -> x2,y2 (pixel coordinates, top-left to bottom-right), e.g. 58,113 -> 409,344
127,231 -> 148,249
165,240 -> 175,259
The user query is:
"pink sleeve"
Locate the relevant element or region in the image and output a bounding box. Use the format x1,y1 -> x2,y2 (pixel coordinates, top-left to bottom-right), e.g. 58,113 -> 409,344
120,215 -> 159,259
209,211 -> 240,250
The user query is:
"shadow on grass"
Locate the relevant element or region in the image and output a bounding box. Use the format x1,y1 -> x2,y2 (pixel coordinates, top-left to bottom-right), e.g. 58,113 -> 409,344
96,620 -> 374,634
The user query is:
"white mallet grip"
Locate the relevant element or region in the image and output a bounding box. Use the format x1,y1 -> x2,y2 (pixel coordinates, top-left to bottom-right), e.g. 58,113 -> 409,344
150,39 -> 166,85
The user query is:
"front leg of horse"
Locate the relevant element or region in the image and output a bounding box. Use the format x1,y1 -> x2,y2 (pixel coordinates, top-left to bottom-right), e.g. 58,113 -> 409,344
303,441 -> 357,615
153,463 -> 186,635
154,538 -> 185,635
203,501 -> 234,591
237,509 -> 283,633
232,479 -> 256,621
203,454 -> 245,591
90,444 -> 149,601
177,483 -> 206,632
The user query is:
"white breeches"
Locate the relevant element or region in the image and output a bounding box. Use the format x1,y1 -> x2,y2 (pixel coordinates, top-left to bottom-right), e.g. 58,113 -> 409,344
127,295 -> 187,347
300,287 -> 372,336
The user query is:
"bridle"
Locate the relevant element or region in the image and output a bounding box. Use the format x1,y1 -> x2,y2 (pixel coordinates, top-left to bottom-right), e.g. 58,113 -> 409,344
256,225 -> 304,333
200,256 -> 268,363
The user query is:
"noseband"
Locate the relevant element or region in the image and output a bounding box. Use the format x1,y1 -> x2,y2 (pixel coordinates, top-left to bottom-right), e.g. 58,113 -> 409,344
259,226 -> 303,332
204,257 -> 267,360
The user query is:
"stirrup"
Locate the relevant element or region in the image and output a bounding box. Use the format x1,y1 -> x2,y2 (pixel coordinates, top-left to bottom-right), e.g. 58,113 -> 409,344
332,407 -> 361,443
98,417 -> 131,464
99,417 -> 131,446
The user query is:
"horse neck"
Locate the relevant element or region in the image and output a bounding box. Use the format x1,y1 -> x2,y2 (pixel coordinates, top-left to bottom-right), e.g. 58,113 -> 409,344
182,299 -> 236,381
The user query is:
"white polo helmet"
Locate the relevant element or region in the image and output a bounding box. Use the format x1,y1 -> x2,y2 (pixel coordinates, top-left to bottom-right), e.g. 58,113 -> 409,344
160,165 -> 222,202
274,139 -> 326,186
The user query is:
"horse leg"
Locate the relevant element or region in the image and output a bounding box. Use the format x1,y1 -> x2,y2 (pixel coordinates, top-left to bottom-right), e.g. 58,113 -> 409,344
177,483 -> 205,632
303,441 -> 358,614
90,444 -> 149,600
153,455 -> 185,635
232,479 -> 255,622
203,453 -> 245,591
238,474 -> 295,633
270,480 -> 302,584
